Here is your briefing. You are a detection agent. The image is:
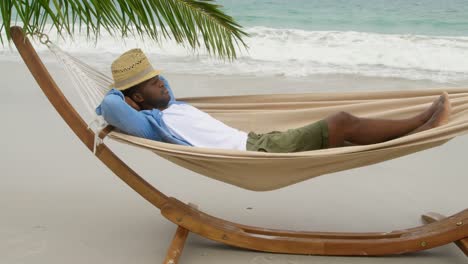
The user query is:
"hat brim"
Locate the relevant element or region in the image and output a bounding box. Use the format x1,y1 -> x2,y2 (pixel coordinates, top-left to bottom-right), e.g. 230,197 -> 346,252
109,69 -> 161,91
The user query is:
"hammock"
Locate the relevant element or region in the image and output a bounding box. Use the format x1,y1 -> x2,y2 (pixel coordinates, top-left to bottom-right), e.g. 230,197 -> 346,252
43,36 -> 468,191
11,27 -> 468,260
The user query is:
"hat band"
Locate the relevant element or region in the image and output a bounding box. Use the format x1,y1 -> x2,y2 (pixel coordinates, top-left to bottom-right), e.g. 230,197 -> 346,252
114,66 -> 157,89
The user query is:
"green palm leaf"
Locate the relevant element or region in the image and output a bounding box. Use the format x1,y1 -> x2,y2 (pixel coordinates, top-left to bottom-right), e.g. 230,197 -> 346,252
0,0 -> 248,59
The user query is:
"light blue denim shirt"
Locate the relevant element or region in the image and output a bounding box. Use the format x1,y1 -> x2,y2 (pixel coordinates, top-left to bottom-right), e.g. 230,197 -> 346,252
95,76 -> 192,146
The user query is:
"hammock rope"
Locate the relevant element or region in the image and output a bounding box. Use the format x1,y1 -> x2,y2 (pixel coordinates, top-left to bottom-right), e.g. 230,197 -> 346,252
37,32 -> 112,153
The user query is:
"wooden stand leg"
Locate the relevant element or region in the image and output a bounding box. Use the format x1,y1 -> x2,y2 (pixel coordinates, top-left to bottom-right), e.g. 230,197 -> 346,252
163,203 -> 198,264
422,212 -> 468,257
163,226 -> 190,264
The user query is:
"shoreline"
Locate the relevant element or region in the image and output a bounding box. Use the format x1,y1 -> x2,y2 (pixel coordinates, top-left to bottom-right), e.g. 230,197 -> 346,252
163,72 -> 468,98
5,57 -> 462,97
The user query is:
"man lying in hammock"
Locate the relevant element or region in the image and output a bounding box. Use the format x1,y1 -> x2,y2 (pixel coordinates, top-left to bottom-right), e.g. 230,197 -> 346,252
96,48 -> 452,153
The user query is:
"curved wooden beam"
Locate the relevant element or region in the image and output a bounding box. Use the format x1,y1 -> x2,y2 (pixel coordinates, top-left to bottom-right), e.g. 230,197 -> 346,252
10,26 -> 168,209
422,212 -> 468,256
161,197 -> 468,255
10,26 -> 468,260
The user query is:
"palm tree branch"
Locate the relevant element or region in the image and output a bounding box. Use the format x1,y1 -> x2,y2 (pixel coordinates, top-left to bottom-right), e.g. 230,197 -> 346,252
0,0 -> 247,59
172,0 -> 247,57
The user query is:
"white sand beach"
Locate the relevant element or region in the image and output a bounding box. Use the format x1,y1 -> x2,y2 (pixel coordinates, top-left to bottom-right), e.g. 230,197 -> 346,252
1,57 -> 467,264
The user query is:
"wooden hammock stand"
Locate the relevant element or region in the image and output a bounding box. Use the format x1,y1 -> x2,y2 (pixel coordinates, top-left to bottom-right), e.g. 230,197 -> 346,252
10,26 -> 468,263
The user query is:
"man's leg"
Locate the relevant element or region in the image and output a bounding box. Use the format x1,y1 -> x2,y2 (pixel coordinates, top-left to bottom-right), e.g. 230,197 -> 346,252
325,93 -> 450,148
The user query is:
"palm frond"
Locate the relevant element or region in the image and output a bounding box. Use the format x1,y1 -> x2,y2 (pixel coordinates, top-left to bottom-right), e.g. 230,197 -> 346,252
0,0 -> 248,59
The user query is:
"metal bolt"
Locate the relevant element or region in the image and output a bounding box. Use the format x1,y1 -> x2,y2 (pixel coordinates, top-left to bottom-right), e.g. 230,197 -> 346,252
420,241 -> 427,247
222,234 -> 228,240
456,221 -> 463,226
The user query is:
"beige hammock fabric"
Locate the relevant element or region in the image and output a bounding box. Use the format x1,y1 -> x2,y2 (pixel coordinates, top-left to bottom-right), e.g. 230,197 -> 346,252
108,87 -> 468,191
44,41 -> 468,191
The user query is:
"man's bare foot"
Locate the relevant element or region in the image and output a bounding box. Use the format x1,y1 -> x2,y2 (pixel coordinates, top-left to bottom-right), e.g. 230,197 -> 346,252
437,92 -> 451,126
416,93 -> 444,124
408,93 -> 451,134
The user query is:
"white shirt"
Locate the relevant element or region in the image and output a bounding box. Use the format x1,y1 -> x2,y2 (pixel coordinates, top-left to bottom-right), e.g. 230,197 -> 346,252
162,104 -> 248,150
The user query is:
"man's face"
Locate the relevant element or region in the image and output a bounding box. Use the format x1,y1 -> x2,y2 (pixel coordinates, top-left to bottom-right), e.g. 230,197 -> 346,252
135,75 -> 170,110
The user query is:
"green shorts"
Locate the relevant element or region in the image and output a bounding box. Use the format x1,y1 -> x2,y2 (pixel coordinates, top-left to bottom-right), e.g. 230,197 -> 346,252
246,119 -> 329,153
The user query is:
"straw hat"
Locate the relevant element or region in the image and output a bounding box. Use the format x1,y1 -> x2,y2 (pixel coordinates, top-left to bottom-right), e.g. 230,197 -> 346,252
111,48 -> 161,91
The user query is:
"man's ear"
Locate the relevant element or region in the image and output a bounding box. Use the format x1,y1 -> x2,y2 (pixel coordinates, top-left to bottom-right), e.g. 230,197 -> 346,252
132,92 -> 144,103
125,96 -> 141,111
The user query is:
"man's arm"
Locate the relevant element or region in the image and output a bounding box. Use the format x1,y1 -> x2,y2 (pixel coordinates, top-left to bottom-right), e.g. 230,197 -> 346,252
96,76 -> 175,140
97,90 -> 157,140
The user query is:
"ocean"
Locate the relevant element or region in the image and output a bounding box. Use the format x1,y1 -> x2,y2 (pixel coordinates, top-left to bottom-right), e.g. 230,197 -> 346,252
2,0 -> 468,83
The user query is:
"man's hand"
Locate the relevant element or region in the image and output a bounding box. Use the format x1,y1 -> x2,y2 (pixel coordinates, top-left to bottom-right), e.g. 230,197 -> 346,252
125,96 -> 141,111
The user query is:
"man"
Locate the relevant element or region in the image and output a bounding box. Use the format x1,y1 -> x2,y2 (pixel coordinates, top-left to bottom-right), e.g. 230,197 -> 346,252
96,49 -> 451,153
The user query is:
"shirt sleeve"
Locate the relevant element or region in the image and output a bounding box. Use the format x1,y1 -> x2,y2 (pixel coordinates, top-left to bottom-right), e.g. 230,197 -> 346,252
96,90 -> 159,140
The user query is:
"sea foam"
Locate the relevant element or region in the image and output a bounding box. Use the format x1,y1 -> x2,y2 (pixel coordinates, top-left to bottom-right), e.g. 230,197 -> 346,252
2,26 -> 468,83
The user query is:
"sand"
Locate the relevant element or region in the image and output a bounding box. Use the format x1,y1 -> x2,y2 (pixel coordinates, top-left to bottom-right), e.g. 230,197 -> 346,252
1,58 -> 467,264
